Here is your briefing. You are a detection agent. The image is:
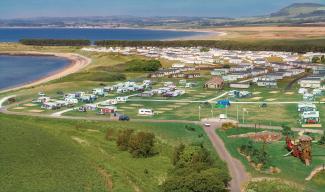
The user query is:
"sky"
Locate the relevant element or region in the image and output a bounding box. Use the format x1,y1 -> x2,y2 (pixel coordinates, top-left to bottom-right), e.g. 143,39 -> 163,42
0,0 -> 325,19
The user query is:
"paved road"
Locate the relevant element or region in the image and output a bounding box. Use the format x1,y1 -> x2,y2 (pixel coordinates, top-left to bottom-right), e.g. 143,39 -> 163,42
202,120 -> 250,192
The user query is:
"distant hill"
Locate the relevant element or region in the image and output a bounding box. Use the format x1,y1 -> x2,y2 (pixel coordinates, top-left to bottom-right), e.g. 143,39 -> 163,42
1,3 -> 325,28
270,3 -> 325,18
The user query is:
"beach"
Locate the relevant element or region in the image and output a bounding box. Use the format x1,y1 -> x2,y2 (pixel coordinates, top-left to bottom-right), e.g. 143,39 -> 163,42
0,51 -> 91,94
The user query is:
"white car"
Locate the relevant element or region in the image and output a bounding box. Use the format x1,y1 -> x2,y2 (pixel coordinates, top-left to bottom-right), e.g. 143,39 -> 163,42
204,123 -> 211,127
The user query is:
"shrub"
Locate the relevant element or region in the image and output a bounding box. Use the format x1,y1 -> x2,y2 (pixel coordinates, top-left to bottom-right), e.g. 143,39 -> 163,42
318,134 -> 325,145
116,129 -> 156,158
128,132 -> 156,158
222,122 -> 237,130
281,125 -> 293,137
116,129 -> 134,151
125,59 -> 162,72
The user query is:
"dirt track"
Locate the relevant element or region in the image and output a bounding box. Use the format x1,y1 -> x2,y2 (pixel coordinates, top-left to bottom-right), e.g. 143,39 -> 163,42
203,122 -> 250,192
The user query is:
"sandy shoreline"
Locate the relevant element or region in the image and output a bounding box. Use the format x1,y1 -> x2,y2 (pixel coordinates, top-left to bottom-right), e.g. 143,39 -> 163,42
0,51 -> 91,94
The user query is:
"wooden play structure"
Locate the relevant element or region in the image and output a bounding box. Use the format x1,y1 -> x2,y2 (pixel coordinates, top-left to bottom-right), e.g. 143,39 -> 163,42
285,135 -> 312,166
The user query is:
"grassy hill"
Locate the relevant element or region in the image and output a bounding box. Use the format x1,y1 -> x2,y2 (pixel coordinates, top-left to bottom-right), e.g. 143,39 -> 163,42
0,114 -> 223,192
271,3 -> 325,17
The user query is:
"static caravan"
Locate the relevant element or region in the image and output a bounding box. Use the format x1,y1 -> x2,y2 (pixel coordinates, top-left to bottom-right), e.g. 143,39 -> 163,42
116,97 -> 128,103
100,99 -> 118,106
55,100 -> 68,107
298,103 -> 317,112
139,91 -> 154,97
92,88 -> 107,96
138,109 -> 154,116
303,94 -> 314,102
65,98 -> 78,105
42,102 -> 59,110
100,106 -> 117,114
84,104 -> 97,111
300,111 -> 320,124
230,83 -> 250,89
35,96 -> 51,103
104,86 -> 114,92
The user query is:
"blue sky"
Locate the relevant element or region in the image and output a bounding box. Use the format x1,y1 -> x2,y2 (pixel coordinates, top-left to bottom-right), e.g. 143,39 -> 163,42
0,0 -> 324,19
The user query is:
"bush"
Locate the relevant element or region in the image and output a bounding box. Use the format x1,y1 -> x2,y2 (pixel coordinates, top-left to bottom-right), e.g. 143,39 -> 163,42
128,132 -> 156,158
240,141 -> 271,169
116,129 -> 134,151
185,125 -> 196,132
116,129 -> 156,158
281,125 -> 293,137
245,179 -> 303,192
125,59 -> 162,72
222,122 -> 237,130
318,134 -> 325,145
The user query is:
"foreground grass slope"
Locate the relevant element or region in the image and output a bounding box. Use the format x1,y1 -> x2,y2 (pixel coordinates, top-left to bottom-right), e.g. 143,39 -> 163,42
0,114 -> 221,192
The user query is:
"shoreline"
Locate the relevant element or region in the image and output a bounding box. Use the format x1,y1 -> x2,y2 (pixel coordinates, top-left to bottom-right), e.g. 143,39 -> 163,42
0,51 -> 91,94
0,26 -> 223,40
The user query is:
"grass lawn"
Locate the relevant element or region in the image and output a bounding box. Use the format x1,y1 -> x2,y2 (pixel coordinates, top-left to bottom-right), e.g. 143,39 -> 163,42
0,113 -> 221,192
216,127 -> 325,192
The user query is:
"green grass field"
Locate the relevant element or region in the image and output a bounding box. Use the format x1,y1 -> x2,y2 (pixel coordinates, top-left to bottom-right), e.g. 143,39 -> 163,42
216,127 -> 325,192
0,114 -> 221,192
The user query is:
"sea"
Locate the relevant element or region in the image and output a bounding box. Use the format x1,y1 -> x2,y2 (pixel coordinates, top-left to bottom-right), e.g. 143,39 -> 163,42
0,28 -> 204,42
0,55 -> 70,90
0,28 -> 204,90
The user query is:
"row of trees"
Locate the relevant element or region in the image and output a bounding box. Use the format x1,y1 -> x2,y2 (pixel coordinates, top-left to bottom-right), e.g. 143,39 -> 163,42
161,144 -> 231,192
20,39 -> 91,46
94,39 -> 325,53
18,38 -> 325,52
116,129 -> 156,158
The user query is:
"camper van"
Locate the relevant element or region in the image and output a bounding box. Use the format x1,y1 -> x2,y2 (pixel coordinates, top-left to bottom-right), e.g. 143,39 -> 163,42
138,109 -> 154,116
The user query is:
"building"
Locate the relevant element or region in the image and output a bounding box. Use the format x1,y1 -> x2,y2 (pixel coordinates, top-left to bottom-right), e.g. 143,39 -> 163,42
204,77 -> 224,89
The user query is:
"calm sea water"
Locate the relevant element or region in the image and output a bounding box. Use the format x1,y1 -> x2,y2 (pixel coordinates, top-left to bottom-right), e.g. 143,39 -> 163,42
0,55 -> 70,90
0,28 -> 203,42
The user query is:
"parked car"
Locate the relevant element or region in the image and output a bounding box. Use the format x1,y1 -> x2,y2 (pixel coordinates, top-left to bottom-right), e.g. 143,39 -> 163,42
119,115 -> 130,121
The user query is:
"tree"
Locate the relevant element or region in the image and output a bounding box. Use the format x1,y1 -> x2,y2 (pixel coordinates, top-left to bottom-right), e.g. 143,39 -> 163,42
172,143 -> 185,165
161,167 -> 230,192
200,47 -> 210,52
116,129 -> 134,151
318,134 -> 325,145
128,132 -> 155,158
312,56 -> 320,63
163,144 -> 230,192
321,55 -> 325,64
282,125 -> 293,137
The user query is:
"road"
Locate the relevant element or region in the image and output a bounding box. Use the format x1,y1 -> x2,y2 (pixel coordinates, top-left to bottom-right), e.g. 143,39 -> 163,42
202,120 -> 250,192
